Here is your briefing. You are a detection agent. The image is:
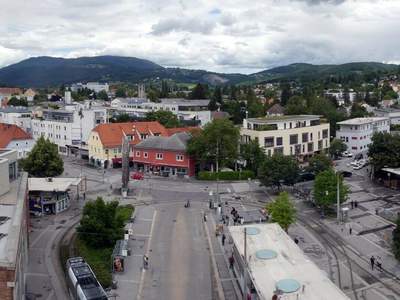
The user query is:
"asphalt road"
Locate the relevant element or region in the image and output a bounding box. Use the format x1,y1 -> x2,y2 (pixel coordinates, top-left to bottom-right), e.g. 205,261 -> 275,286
140,202 -> 212,300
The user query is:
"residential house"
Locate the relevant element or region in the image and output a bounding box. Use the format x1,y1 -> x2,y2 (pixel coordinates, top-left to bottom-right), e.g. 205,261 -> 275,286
240,115 -> 330,160
23,89 -> 36,102
336,117 -> 390,154
0,88 -> 23,107
0,149 -> 29,300
88,121 -> 169,168
374,108 -> 400,125
133,132 -> 195,177
0,124 -> 35,158
266,103 -> 284,116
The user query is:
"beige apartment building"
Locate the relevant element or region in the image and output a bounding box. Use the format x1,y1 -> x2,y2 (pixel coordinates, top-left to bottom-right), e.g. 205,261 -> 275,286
241,115 -> 330,160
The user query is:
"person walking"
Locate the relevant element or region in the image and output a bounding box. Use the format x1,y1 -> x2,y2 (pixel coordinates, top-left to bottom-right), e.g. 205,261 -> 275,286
222,233 -> 226,246
349,227 -> 352,235
376,256 -> 383,271
229,254 -> 234,269
370,256 -> 375,270
143,255 -> 149,270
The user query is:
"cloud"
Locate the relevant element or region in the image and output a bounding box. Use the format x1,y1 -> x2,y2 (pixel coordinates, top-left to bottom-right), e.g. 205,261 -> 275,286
0,0 -> 399,74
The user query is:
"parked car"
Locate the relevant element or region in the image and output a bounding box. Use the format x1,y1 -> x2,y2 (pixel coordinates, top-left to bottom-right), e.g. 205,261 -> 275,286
131,172 -> 144,180
342,151 -> 353,157
298,172 -> 315,182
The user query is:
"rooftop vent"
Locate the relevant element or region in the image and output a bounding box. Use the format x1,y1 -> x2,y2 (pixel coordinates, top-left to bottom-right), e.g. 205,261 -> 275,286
46,177 -> 53,182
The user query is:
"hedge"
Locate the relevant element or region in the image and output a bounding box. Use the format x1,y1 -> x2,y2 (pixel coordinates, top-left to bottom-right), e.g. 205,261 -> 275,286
198,170 -> 255,181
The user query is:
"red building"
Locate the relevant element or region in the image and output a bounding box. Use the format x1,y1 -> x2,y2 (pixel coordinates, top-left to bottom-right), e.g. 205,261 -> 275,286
133,132 -> 195,177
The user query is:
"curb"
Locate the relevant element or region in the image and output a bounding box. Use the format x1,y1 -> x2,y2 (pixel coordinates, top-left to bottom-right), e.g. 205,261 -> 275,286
204,215 -> 226,300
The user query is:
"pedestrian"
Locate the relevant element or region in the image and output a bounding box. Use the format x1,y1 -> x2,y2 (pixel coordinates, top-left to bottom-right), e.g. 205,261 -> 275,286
376,256 -> 383,271
370,256 -> 375,270
203,213 -> 207,222
294,237 -> 299,244
143,255 -> 149,269
355,200 -> 358,208
83,192 -> 86,201
349,227 -> 352,235
229,255 -> 234,269
222,233 -> 226,246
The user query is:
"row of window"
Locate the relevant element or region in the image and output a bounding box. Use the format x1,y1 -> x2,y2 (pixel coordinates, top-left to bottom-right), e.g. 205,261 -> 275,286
135,151 -> 184,161
121,104 -> 177,111
34,122 -> 68,131
343,121 -> 389,131
33,131 -> 67,140
264,130 -> 328,148
264,140 -> 326,156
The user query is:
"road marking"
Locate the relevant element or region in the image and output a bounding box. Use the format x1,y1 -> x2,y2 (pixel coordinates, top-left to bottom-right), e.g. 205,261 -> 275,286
117,279 -> 140,284
136,210 -> 157,300
24,272 -> 50,277
134,234 -> 151,237
135,218 -> 154,222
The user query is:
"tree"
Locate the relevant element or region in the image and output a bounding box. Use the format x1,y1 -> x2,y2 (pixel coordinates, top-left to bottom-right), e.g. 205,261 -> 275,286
259,154 -> 299,189
368,132 -> 400,172
307,153 -> 332,175
115,87 -> 127,98
267,192 -> 296,232
285,95 -> 307,115
240,140 -> 266,175
392,217 -> 400,260
329,138 -> 347,158
21,136 -> 64,177
187,118 -> 239,171
77,197 -> 125,248
112,113 -> 131,123
209,86 -> 222,111
313,168 -> 349,212
350,103 -> 370,118
97,90 -> 109,101
280,82 -> 291,106
7,97 -> 28,107
190,83 -> 208,99
145,110 -> 180,128
160,80 -> 169,98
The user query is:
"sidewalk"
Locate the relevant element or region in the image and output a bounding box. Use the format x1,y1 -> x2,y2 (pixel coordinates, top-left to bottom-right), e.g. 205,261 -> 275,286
207,207 -> 242,300
110,205 -> 155,299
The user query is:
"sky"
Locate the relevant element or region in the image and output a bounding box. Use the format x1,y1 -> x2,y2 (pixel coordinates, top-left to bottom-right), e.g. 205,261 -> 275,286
0,0 -> 400,74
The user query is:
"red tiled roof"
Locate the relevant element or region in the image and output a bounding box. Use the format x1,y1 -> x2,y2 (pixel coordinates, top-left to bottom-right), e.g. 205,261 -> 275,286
0,88 -> 22,95
0,123 -> 32,148
93,121 -> 169,148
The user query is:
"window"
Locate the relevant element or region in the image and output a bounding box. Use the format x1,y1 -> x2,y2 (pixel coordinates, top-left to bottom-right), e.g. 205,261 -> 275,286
322,129 -> 328,139
176,154 -> 184,161
302,133 -> 308,143
310,133 -> 313,141
302,144 -> 305,153
144,152 -> 148,158
276,137 -> 283,146
307,142 -> 313,152
114,148 -> 118,154
156,153 -> 163,160
352,146 -> 357,150
274,147 -> 283,154
294,144 -> 301,155
345,137 -> 349,142
136,151 -> 140,157
289,122 -> 292,129
289,134 -> 298,145
318,140 -> 323,150
352,136 -> 357,140
264,137 -> 274,148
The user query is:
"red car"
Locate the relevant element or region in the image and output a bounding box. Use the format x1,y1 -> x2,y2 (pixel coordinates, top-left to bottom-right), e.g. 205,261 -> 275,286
131,172 -> 144,180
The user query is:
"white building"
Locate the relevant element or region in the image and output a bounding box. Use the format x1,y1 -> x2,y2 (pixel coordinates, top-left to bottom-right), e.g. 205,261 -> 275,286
325,89 -> 357,106
374,108 -> 400,125
70,82 -> 109,93
229,223 -> 350,300
31,102 -> 107,155
111,98 -> 212,126
0,107 -> 32,133
241,115 -> 330,160
336,117 -> 390,154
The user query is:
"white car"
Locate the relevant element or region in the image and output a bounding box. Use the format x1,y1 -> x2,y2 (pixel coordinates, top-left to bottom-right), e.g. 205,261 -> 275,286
350,160 -> 359,166
342,151 -> 353,157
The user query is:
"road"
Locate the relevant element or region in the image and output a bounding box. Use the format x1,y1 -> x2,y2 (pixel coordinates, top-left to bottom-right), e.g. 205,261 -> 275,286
139,202 -> 212,300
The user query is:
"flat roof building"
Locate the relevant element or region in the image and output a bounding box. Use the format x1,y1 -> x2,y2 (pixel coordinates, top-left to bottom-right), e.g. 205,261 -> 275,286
0,149 -> 29,300
229,223 -> 350,300
241,115 -> 330,160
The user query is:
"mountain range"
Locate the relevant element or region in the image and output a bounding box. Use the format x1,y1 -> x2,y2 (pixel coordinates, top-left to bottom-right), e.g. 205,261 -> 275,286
0,55 -> 398,88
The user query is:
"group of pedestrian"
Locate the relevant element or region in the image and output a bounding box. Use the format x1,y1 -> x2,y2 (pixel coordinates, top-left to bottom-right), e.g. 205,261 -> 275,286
350,200 -> 358,209
370,255 -> 383,271
230,207 -> 243,225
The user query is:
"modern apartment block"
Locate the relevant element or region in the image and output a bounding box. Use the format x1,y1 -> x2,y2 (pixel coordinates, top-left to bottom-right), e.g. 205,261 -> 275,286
336,117 -> 390,154
0,107 -> 32,133
0,149 -> 29,300
31,103 -> 107,155
111,98 -> 211,126
241,115 -> 330,159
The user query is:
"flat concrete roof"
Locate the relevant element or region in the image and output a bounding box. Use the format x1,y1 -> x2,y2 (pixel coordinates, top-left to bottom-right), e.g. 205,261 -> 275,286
229,223 -> 350,300
382,168 -> 400,176
0,173 -> 28,268
246,115 -> 321,124
337,117 -> 388,126
28,177 -> 82,192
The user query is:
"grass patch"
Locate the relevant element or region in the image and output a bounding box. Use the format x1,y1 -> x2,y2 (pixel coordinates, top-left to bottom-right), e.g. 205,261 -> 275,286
116,204 -> 134,223
75,237 -> 113,288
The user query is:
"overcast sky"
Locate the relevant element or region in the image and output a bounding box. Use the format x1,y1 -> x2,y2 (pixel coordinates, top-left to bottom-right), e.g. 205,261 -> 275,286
0,0 -> 399,74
